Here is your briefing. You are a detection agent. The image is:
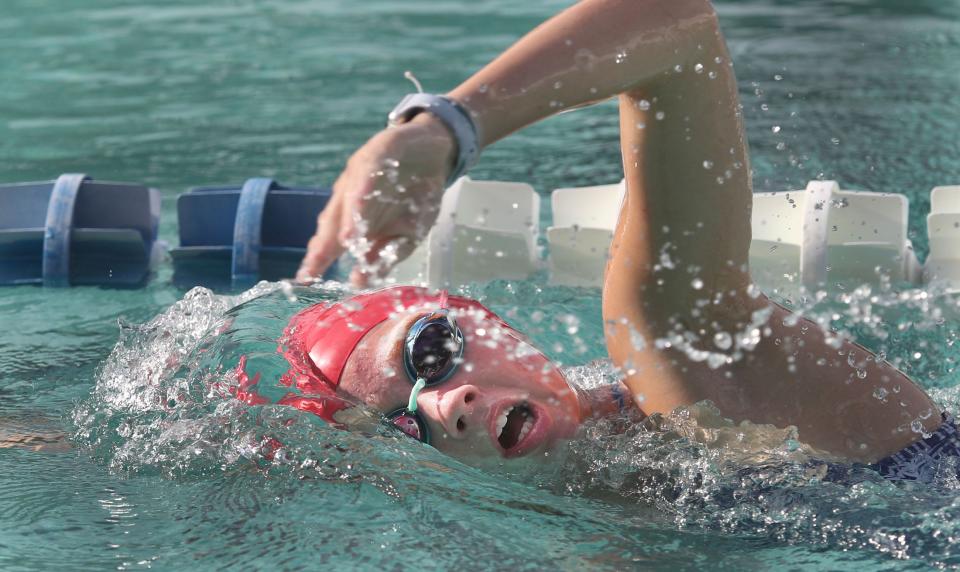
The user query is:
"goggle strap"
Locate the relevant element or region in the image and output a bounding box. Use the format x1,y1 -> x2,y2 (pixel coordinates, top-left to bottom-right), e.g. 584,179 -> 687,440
407,377 -> 426,412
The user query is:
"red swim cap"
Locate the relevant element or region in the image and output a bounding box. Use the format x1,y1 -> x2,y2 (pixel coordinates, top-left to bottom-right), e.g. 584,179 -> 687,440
248,286 -> 510,423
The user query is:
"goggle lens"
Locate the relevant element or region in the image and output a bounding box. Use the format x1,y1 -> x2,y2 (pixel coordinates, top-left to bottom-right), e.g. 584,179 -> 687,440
386,408 -> 430,443
404,313 -> 463,385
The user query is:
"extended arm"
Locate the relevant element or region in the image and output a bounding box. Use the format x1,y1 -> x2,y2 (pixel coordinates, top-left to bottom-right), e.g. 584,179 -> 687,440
296,0 -> 721,284
446,0 -> 717,146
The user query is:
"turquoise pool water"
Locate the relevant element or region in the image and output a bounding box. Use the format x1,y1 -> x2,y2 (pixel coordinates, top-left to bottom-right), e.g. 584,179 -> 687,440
3,0 -> 960,569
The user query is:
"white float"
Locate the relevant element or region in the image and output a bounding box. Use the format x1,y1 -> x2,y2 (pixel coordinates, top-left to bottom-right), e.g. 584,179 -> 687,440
924,186 -> 960,292
750,181 -> 921,295
546,180 -> 625,288
390,177 -> 540,286
386,177 -> 953,293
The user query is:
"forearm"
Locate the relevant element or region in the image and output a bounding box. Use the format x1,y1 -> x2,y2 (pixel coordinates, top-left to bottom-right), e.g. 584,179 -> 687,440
448,0 -> 719,147
619,295 -> 942,462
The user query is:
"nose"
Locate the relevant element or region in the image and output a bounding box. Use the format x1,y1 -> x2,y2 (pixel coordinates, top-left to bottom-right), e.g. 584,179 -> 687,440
417,384 -> 480,439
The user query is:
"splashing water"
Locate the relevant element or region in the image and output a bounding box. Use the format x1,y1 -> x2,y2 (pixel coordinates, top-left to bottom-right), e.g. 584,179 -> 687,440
64,278 -> 960,568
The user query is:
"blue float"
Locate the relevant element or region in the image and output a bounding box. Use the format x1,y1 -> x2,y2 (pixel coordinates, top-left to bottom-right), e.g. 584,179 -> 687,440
171,178 -> 335,288
0,174 -> 161,286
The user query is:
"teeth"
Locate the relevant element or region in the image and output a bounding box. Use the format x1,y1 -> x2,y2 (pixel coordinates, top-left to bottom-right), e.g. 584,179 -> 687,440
496,408 -> 511,437
518,418 -> 533,441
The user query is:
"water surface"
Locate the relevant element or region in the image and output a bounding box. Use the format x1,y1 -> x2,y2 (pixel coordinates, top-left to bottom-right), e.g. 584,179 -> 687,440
2,0 -> 960,569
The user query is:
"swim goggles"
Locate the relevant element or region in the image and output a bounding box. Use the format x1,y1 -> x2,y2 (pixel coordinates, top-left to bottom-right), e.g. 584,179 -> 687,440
384,310 -> 464,444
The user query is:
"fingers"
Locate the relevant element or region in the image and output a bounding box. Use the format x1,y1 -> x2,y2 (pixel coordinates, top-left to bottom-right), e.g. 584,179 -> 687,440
336,163 -> 384,244
339,187 -> 362,246
349,235 -> 419,288
298,122 -> 450,287
297,164 -> 379,284
296,192 -> 346,283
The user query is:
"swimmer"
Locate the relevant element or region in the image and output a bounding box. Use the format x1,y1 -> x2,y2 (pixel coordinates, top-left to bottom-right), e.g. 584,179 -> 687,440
284,0 -> 951,481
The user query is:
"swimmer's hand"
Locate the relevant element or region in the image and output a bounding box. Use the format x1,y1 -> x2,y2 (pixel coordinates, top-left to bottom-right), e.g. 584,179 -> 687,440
297,114 -> 456,287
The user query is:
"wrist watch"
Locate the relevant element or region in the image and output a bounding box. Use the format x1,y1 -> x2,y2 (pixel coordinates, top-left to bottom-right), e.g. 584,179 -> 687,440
387,93 -> 482,188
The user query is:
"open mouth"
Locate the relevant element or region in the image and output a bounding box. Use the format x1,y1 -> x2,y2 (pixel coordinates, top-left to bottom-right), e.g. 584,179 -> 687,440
495,403 -> 536,452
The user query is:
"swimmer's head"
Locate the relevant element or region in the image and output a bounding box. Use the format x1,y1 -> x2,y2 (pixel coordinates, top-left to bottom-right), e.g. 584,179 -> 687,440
281,286 -> 585,462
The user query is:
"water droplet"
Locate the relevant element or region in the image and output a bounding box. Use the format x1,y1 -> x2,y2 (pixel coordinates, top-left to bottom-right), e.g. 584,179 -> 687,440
714,332 -> 733,350
637,99 -> 651,111
694,63 -> 704,74
673,64 -> 683,73
553,81 -> 563,89
478,84 -> 489,94
635,121 -> 646,130
562,314 -> 580,335
691,278 -> 703,289
615,50 -> 627,64
774,74 -> 783,81
760,103 -> 769,111
655,111 -> 666,120
708,71 -> 717,79
771,125 -> 781,133
702,160 -> 714,169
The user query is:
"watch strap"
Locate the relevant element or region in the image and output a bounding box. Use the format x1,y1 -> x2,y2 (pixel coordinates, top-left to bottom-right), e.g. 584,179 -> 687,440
388,93 -> 481,188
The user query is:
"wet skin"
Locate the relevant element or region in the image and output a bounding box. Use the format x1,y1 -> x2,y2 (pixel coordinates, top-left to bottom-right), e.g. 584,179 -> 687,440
335,310 -> 585,461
